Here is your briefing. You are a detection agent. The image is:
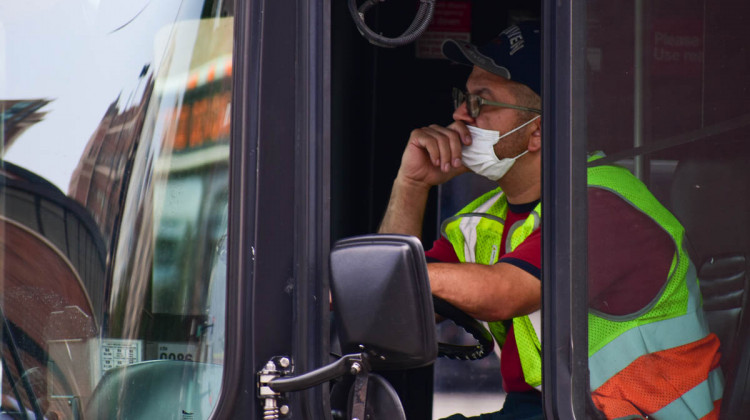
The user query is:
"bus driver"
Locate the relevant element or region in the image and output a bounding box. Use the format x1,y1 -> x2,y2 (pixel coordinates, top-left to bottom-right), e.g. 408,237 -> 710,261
378,21 -> 723,420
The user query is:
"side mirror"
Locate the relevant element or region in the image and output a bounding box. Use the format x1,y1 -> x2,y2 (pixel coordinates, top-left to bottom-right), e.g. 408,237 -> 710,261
262,234 -> 435,420
330,234 -> 437,370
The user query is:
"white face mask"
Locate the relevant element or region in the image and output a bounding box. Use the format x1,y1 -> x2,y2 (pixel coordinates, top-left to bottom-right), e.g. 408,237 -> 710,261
461,116 -> 540,181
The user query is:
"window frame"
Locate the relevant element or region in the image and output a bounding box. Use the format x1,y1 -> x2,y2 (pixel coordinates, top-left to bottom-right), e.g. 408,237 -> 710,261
541,1 -> 591,419
215,0 -> 330,418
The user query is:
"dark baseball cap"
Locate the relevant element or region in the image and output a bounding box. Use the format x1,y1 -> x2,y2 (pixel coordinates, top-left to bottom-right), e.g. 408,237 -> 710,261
442,21 -> 541,95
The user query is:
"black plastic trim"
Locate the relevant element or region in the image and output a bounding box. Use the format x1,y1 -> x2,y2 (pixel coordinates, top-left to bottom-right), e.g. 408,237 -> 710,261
541,1 -> 590,419
294,0 -> 331,418
210,0 -> 262,417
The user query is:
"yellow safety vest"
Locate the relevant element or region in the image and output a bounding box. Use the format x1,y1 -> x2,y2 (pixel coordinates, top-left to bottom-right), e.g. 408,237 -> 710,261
442,156 -> 723,418
442,188 -> 543,389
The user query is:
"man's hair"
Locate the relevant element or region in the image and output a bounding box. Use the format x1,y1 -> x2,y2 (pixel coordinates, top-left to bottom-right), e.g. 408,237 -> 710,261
507,81 -> 541,123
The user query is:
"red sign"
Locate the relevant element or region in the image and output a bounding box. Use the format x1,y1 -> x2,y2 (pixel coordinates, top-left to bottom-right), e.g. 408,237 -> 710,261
428,1 -> 471,32
649,18 -> 704,77
416,1 -> 471,59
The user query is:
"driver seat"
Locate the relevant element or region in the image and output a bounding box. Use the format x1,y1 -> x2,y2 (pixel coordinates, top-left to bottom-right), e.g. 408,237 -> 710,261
669,142 -> 750,417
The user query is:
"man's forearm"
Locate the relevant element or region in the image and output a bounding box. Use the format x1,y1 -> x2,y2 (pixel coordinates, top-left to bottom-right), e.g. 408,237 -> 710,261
378,177 -> 431,238
427,261 -> 541,321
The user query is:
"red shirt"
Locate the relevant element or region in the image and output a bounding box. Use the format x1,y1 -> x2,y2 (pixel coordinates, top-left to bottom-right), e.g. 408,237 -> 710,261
425,189 -> 674,392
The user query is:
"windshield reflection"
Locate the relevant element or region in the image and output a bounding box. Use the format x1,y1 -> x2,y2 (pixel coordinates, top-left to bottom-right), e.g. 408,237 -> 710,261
1,1 -> 231,418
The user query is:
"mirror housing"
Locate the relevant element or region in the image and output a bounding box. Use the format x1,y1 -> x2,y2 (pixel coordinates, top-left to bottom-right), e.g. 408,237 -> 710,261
330,234 -> 437,370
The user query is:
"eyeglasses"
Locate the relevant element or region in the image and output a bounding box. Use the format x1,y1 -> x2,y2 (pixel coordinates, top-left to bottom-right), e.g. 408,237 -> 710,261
452,88 -> 542,118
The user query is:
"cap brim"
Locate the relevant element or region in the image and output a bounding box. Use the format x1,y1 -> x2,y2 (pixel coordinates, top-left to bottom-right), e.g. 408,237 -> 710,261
441,39 -> 474,66
441,39 -> 511,79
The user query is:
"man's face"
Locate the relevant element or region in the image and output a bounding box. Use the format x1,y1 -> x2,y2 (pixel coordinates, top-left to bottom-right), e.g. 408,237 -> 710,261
453,67 -> 532,161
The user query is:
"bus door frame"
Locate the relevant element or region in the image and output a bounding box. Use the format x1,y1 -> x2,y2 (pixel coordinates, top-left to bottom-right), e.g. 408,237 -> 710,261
542,1 -> 591,419
214,0 -> 330,418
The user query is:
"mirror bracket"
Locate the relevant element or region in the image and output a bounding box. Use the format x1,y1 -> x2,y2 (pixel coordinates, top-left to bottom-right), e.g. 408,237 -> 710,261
257,356 -> 294,418
258,353 -> 373,418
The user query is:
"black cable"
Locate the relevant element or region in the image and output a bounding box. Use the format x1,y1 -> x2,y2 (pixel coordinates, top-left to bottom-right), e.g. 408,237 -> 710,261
348,0 -> 436,48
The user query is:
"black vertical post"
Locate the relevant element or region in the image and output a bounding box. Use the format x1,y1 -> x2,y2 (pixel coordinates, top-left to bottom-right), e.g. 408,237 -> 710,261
294,0 -> 331,417
541,0 -> 589,419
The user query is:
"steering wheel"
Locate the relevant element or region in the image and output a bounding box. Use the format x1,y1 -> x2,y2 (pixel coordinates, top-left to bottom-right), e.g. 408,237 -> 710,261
432,296 -> 495,360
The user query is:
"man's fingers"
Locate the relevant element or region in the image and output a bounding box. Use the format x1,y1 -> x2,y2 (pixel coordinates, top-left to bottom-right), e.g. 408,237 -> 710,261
402,125 -> 469,186
410,128 -> 441,167
408,124 -> 468,175
448,120 -> 472,146
425,125 -> 464,171
427,126 -> 452,172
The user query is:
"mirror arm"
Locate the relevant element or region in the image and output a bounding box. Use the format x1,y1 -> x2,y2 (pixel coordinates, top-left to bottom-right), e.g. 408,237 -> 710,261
268,353 -> 370,393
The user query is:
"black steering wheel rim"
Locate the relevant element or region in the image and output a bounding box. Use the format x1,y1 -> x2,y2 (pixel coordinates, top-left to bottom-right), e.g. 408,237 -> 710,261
432,296 -> 495,360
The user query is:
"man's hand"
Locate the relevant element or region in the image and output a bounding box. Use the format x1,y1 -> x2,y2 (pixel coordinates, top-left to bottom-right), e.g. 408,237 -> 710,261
378,121 -> 472,237
397,121 -> 472,188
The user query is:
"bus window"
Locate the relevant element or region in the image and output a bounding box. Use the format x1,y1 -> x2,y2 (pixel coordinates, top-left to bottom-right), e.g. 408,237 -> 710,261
583,1 -> 749,417
1,1 -> 234,418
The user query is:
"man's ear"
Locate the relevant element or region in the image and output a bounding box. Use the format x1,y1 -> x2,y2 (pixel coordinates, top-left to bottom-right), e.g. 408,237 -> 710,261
527,117 -> 542,152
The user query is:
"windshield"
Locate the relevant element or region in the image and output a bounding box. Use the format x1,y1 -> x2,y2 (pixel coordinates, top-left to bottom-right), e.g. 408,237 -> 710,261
1,1 -> 233,418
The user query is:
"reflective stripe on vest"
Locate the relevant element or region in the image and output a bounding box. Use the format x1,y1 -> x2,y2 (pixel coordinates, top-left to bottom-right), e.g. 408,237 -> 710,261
593,334 -> 723,419
441,188 -> 506,264
442,191 -> 543,389
589,258 -> 706,390
653,367 -> 723,420
459,192 -> 504,263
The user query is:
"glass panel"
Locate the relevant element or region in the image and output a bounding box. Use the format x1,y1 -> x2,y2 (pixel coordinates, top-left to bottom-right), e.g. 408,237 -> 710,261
584,1 -> 748,417
1,1 -> 234,418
